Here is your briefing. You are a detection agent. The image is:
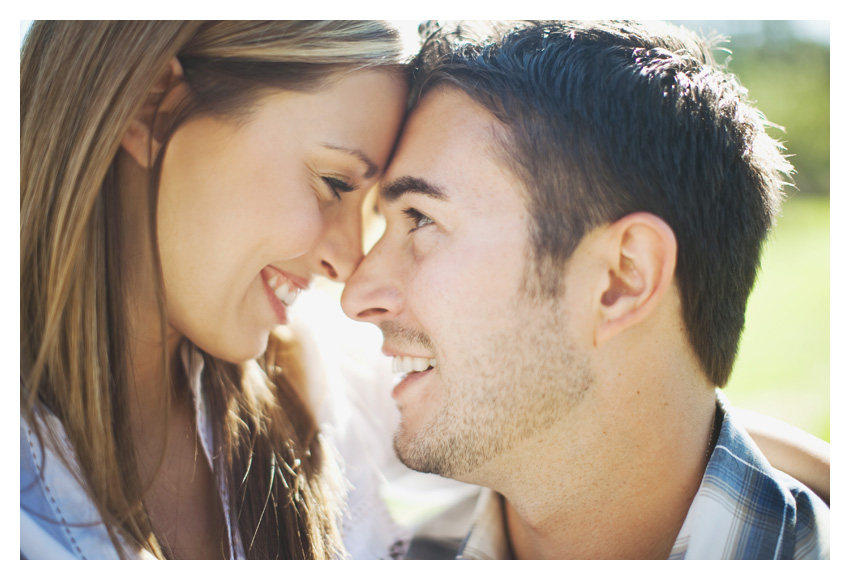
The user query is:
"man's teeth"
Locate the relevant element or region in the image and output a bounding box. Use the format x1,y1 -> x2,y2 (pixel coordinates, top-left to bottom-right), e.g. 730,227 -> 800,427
392,356 -> 437,373
268,274 -> 299,307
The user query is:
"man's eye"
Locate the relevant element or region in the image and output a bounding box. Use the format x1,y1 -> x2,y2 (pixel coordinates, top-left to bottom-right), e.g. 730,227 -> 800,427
322,177 -> 355,200
403,207 -> 434,232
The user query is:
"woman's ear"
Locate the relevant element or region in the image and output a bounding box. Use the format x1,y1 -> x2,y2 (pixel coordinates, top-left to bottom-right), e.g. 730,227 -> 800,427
593,212 -> 677,347
121,57 -> 187,168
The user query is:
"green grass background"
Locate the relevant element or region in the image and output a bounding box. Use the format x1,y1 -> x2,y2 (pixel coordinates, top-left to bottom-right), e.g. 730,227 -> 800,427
713,23 -> 830,443
724,195 -> 830,442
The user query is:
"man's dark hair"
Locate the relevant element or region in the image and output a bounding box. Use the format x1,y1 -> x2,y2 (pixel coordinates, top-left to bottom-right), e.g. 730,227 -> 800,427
409,20 -> 792,387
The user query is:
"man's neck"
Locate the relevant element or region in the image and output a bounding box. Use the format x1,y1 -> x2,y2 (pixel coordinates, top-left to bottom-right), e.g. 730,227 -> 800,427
480,374 -> 717,560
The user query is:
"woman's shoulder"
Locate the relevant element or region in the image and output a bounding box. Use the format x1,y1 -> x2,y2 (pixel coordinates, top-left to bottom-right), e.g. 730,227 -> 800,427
20,409 -> 150,560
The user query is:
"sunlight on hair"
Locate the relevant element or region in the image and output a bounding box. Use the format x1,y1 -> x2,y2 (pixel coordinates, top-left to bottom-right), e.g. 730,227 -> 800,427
390,20 -> 422,60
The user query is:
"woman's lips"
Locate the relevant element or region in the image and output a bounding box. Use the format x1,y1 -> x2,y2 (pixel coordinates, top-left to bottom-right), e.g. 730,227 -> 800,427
260,266 -> 309,324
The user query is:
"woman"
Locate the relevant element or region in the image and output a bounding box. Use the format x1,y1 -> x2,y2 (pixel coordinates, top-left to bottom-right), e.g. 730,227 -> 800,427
20,21 -> 407,559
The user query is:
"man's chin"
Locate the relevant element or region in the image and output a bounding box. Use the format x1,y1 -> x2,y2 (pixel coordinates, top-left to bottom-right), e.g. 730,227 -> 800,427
392,423 -> 483,482
393,425 -> 448,477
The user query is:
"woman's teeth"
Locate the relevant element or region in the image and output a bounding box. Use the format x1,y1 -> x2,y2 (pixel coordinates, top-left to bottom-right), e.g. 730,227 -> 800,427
392,356 -> 436,374
268,274 -> 299,307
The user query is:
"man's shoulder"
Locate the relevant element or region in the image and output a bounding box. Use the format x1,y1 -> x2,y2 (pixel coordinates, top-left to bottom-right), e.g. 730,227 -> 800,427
672,396 -> 829,559
708,440 -> 829,557
770,466 -> 831,558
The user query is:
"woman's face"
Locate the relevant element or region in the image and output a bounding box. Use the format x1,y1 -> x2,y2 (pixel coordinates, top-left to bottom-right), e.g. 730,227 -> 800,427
156,69 -> 407,363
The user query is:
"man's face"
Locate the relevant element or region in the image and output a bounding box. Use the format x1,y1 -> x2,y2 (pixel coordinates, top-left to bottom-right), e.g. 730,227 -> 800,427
341,88 -> 591,482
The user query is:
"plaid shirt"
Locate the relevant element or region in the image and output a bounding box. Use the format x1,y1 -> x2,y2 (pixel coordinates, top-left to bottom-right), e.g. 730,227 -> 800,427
406,392 -> 830,560
668,392 -> 829,559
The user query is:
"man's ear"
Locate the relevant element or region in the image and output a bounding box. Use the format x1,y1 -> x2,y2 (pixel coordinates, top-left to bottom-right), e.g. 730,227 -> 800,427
593,212 -> 677,347
120,57 -> 188,168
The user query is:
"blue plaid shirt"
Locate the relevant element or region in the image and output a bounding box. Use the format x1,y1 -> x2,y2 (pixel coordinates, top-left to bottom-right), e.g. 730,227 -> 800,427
405,392 -> 830,560
667,392 -> 829,559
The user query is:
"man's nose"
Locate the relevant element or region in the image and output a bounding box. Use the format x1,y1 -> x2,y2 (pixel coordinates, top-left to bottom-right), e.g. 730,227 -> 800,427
340,235 -> 403,324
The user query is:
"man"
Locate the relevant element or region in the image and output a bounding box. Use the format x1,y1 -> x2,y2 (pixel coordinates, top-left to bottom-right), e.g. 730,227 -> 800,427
341,20 -> 829,559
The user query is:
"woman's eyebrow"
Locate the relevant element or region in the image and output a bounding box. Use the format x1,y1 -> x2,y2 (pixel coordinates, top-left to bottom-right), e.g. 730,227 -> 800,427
322,143 -> 378,179
381,175 -> 447,203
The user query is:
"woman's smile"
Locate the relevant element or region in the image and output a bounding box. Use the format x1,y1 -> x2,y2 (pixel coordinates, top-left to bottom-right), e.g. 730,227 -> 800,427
261,265 -> 309,324
156,69 -> 406,363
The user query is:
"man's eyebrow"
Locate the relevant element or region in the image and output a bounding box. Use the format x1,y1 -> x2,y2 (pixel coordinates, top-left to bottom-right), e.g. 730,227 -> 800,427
322,143 -> 378,179
381,176 -> 447,203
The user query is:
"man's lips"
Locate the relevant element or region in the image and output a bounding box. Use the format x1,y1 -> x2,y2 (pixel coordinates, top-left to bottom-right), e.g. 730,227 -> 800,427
391,355 -> 437,373
392,364 -> 435,400
382,346 -> 437,374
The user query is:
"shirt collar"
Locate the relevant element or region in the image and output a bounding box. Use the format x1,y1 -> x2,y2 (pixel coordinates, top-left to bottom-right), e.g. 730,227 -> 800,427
669,389 -> 829,559
458,487 -> 512,559
454,390 -> 828,560
179,340 -> 245,559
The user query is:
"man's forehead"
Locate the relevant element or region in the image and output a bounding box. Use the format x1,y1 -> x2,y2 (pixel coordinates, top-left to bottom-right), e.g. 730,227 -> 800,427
380,87 -> 516,203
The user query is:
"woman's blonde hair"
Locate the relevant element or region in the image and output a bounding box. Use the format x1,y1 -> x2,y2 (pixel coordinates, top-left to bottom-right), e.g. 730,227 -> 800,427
21,21 -> 404,559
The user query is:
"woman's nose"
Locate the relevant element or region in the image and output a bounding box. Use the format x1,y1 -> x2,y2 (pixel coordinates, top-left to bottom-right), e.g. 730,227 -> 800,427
313,203 -> 365,283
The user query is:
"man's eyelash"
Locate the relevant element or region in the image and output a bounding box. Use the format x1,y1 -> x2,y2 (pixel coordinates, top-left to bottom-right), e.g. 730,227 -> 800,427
322,176 -> 356,200
402,207 -> 434,232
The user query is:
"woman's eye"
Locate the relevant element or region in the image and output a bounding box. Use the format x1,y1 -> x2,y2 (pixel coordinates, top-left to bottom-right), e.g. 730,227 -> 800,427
322,176 -> 355,200
403,207 -> 434,232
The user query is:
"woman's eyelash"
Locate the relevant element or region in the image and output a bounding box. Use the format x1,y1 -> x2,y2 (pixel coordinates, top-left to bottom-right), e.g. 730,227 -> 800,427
402,207 -> 434,232
322,176 -> 355,200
